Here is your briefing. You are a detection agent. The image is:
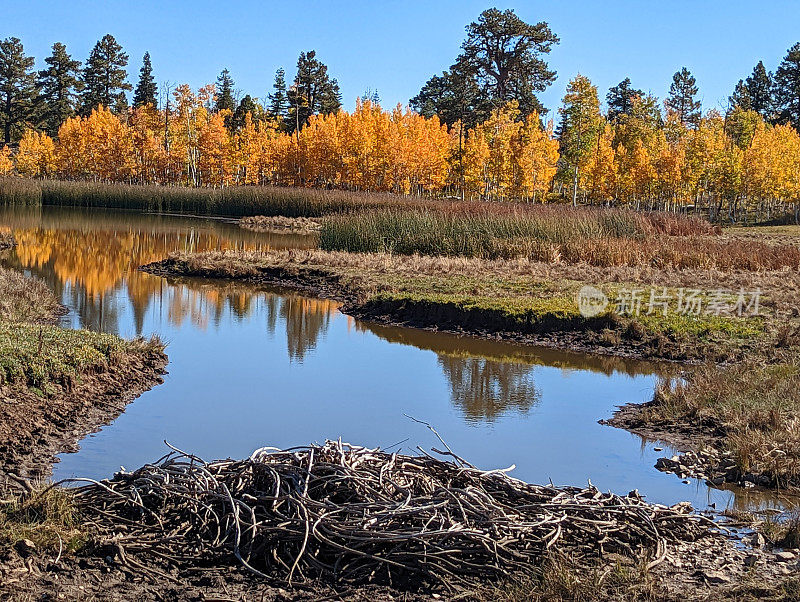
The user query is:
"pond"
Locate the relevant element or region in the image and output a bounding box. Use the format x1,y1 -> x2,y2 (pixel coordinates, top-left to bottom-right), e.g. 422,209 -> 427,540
0,205 -> 784,512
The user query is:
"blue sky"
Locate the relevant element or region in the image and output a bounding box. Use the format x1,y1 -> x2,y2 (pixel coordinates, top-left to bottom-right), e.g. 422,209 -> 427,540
3,1 -> 800,117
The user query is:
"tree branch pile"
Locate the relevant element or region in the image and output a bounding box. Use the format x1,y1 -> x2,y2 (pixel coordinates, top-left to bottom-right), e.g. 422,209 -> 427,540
68,441 -> 712,589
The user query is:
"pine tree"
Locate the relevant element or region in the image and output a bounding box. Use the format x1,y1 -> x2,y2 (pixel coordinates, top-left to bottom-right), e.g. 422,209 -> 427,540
458,8 -> 558,116
729,80 -> 752,111
286,51 -> 341,132
774,43 -> 800,129
268,68 -> 288,122
232,94 -> 257,130
606,78 -> 643,121
0,37 -> 38,144
665,67 -> 701,126
215,68 -> 235,113
745,61 -> 773,118
133,51 -> 157,108
38,43 -> 82,137
80,34 -> 131,115
361,88 -> 381,105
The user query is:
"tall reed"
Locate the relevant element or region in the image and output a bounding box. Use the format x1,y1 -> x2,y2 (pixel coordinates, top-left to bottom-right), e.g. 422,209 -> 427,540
319,206 -> 717,259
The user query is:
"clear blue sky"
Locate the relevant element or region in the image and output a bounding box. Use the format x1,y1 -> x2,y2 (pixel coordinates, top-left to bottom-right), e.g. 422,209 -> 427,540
3,1 -> 800,116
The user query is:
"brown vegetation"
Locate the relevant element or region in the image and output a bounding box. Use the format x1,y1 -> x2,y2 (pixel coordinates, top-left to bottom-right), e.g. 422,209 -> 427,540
640,363 -> 800,489
239,215 -> 322,233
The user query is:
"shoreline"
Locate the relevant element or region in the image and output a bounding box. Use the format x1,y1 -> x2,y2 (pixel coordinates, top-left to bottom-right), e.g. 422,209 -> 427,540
142,252 -> 753,365
0,341 -> 168,490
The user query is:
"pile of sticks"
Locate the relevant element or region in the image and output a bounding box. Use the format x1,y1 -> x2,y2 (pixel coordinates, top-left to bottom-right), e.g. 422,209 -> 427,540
69,441 -> 711,589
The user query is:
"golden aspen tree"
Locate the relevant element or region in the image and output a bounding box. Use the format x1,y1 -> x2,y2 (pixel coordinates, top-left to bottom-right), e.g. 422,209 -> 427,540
16,130 -> 55,177
581,122 -> 616,204
0,146 -> 13,175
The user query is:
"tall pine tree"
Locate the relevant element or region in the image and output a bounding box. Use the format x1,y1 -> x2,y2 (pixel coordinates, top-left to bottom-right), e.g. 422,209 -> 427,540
215,68 -> 235,113
38,42 -> 82,137
80,34 -> 131,115
133,51 -> 157,108
269,67 -> 288,122
606,77 -> 643,121
729,79 -> 752,111
412,9 -> 558,123
774,43 -> 800,129
665,67 -> 701,126
745,61 -> 773,118
0,37 -> 38,144
286,51 -> 341,132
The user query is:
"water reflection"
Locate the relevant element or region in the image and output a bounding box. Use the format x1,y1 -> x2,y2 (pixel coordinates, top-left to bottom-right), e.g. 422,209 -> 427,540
0,206 -> 783,512
359,322 -> 669,422
0,206 -> 314,336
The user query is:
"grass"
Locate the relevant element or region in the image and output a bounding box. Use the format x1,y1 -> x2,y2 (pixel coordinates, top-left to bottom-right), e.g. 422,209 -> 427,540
0,177 -> 42,206
0,322 -> 158,392
239,215 -> 322,233
319,207 -> 800,269
0,177 -> 430,217
0,267 -> 61,323
319,205 -> 719,260
642,362 -> 800,488
150,249 -> 783,362
0,486 -> 87,555
0,265 -> 156,392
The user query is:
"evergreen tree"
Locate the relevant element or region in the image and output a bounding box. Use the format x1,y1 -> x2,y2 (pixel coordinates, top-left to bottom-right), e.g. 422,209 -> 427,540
286,50 -> 341,132
215,68 -> 235,113
412,9 -> 558,122
232,94 -> 258,130
0,37 -> 38,143
361,88 -> 381,104
80,34 -> 131,115
268,67 -> 288,122
729,79 -> 752,111
606,78 -> 643,121
665,67 -> 701,126
745,61 -> 773,118
458,8 -> 558,115
37,42 -> 82,137
410,64 -> 490,129
774,43 -> 800,129
133,51 -> 157,108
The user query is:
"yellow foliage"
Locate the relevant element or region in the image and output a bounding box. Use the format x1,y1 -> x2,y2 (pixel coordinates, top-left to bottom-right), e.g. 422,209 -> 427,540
0,146 -> 13,175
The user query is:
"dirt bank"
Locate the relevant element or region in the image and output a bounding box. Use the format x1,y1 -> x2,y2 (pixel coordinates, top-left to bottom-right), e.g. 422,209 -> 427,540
0,341 -> 167,490
141,250 -> 783,364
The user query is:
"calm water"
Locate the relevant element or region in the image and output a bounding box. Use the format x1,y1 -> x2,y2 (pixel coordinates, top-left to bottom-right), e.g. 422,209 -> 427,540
0,206 -> 785,512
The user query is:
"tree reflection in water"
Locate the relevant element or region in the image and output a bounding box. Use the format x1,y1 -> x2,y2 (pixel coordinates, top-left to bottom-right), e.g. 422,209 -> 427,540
437,354 -> 540,422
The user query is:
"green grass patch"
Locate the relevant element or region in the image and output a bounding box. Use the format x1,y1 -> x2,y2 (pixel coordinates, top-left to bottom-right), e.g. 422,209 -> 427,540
0,322 -> 133,390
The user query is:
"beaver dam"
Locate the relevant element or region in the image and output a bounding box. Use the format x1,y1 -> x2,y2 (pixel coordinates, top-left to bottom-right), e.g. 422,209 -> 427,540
67,440 -> 710,591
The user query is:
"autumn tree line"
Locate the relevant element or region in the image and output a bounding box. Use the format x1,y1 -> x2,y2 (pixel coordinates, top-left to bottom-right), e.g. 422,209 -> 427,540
2,9 -> 800,220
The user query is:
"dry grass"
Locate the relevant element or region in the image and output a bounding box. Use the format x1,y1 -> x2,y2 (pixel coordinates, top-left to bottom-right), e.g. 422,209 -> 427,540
0,267 -> 62,324
0,485 -> 87,555
643,363 -> 800,488
239,215 -> 322,233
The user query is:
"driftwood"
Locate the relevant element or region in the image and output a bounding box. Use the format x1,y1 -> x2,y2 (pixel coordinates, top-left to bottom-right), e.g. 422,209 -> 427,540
67,440 -> 711,589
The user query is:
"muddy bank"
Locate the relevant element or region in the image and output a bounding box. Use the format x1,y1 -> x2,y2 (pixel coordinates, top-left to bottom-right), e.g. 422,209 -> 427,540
141,255 -> 704,363
0,342 -> 167,490
604,402 -> 793,493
